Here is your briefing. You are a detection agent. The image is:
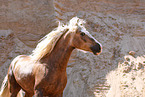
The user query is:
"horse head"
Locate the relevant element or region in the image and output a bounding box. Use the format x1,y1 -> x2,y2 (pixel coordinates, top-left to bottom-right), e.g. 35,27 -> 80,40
67,17 -> 102,55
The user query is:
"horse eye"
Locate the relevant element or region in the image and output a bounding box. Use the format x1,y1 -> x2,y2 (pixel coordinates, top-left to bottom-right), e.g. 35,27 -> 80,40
80,32 -> 85,36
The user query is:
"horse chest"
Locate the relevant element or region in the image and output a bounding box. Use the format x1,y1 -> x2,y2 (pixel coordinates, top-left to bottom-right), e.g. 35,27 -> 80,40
35,67 -> 67,95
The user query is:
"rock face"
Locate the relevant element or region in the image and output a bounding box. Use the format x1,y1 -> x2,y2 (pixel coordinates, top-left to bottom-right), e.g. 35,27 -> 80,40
0,0 -> 145,97
0,0 -> 56,85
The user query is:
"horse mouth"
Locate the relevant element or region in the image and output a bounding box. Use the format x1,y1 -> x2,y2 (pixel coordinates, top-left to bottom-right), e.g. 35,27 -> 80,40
93,51 -> 101,55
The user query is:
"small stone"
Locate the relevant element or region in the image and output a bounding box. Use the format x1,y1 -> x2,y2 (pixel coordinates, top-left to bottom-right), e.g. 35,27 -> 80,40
131,61 -> 135,66
123,66 -> 131,73
124,61 -> 129,65
125,57 -> 130,61
122,84 -> 129,87
131,77 -> 135,80
136,62 -> 142,70
129,51 -> 135,56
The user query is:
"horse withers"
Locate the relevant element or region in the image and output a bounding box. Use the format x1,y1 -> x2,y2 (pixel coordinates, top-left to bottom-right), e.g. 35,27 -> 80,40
0,17 -> 102,97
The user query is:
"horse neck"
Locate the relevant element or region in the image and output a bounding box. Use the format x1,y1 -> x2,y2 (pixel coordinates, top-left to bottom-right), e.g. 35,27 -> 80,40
40,32 -> 74,71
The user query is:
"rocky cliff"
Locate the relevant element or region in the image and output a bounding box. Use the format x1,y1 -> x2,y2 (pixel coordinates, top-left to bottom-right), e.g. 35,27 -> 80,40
0,0 -> 145,97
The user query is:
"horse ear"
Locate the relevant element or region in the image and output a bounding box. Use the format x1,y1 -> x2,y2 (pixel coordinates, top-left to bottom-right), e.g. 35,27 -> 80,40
69,17 -> 78,26
57,21 -> 64,27
76,19 -> 79,26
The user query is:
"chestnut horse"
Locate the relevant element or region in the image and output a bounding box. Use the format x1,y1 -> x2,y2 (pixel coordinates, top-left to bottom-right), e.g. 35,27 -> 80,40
0,17 -> 102,97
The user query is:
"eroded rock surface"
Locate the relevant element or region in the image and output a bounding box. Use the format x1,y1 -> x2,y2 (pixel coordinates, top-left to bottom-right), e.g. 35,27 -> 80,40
0,0 -> 145,97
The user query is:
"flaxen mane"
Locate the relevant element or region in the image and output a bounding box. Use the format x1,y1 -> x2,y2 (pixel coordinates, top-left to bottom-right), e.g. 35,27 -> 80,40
30,17 -> 86,61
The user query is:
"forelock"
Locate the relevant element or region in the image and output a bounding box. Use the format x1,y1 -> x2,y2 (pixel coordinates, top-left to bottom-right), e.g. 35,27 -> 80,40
68,17 -> 86,32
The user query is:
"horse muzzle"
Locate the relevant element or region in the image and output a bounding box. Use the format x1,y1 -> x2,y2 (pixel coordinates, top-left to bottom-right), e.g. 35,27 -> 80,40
90,43 -> 102,55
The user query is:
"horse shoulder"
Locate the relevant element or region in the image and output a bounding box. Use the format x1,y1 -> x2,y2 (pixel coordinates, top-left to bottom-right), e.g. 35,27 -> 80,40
11,55 -> 35,78
11,55 -> 27,70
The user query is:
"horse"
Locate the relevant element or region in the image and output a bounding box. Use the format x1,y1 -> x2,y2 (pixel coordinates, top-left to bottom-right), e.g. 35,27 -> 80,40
0,17 -> 102,97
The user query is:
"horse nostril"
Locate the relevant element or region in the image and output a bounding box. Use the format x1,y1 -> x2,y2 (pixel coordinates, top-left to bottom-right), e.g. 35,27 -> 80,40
96,43 -> 101,51
90,43 -> 102,55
